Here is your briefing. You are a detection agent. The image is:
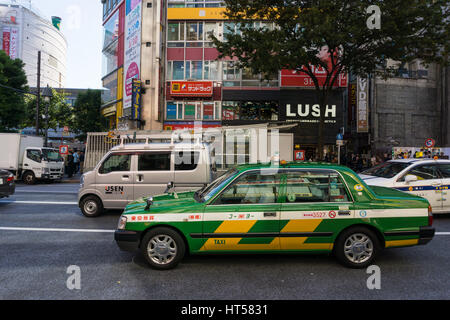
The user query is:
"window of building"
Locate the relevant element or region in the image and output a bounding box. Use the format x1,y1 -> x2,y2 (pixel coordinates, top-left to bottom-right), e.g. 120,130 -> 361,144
167,61 -> 185,80
221,101 -> 278,121
166,101 -> 221,121
186,61 -> 203,80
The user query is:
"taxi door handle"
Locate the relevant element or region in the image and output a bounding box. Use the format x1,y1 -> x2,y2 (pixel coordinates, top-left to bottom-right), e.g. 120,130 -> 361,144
264,212 -> 277,217
338,210 -> 351,216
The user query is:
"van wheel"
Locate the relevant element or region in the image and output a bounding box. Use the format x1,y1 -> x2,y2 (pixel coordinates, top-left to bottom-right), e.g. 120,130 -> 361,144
141,227 -> 185,270
23,171 -> 36,185
80,195 -> 103,217
334,227 -> 381,268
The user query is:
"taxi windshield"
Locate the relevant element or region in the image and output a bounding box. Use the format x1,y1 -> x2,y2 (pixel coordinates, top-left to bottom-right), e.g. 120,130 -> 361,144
362,162 -> 410,179
195,169 -> 238,203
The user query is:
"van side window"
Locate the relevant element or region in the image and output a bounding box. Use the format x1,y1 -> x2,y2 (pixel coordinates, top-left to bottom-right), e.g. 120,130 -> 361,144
138,153 -> 171,171
175,151 -> 199,171
99,154 -> 131,174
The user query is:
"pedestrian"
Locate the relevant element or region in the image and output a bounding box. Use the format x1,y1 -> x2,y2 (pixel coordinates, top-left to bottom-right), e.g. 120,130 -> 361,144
67,151 -> 74,178
370,154 -> 377,167
73,150 -> 80,173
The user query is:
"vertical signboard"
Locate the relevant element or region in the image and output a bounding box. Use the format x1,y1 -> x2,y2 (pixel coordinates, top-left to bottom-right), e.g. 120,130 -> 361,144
123,0 -> 142,111
131,79 -> 142,120
356,77 -> 369,133
0,7 -> 21,59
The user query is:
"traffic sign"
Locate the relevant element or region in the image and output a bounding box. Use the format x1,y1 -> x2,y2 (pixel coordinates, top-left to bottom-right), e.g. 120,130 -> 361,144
59,145 -> 69,155
294,150 -> 305,161
425,138 -> 435,149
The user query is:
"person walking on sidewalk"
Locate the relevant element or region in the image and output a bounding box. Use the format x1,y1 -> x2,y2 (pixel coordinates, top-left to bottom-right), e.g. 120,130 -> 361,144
67,151 -> 75,178
73,150 -> 80,174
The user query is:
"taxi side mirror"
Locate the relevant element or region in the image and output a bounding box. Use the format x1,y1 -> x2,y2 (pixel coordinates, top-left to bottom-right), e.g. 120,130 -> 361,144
404,175 -> 418,184
165,181 -> 174,193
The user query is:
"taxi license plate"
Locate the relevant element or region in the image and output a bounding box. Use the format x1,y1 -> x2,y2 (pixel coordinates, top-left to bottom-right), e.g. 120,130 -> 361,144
0,178 -> 3,184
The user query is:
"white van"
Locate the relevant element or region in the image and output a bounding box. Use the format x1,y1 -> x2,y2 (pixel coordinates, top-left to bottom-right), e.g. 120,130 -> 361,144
78,141 -> 215,217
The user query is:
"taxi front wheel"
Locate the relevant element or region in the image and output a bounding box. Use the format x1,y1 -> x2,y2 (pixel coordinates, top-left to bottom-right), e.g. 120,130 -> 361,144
141,227 -> 185,270
334,227 -> 381,269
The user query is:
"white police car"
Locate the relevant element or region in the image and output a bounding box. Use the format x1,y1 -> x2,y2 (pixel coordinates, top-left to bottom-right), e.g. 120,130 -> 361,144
359,159 -> 450,214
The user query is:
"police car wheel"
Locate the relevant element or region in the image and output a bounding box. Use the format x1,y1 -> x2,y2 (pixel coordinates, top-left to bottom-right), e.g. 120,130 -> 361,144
80,196 -> 103,217
334,227 -> 380,268
141,227 -> 185,270
23,172 -> 36,185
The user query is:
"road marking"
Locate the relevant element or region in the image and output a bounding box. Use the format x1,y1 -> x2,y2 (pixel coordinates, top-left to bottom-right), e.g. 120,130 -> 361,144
436,232 -> 450,235
0,227 -> 115,233
0,200 -> 78,205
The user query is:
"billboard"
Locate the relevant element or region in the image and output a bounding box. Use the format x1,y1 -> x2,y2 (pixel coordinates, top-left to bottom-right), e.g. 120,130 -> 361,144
0,6 -> 21,60
170,81 -> 213,97
356,76 -> 369,133
123,0 -> 142,110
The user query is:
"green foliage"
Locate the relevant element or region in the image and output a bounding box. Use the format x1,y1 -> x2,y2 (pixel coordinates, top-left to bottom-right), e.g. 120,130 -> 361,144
72,89 -> 108,141
0,51 -> 28,132
212,0 -> 449,157
23,89 -> 75,133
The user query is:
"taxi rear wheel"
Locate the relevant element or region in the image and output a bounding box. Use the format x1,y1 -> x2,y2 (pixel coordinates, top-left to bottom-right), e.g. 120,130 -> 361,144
334,227 -> 380,268
141,227 -> 185,270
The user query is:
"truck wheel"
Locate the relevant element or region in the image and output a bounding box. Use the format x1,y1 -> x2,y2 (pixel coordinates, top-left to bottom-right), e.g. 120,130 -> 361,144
141,227 -> 185,270
334,226 -> 381,268
23,171 -> 36,185
80,195 -> 103,217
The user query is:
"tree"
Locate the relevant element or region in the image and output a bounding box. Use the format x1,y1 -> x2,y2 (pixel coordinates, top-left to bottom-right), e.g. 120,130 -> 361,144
72,89 -> 108,141
23,89 -> 74,133
212,0 -> 449,159
0,51 -> 28,132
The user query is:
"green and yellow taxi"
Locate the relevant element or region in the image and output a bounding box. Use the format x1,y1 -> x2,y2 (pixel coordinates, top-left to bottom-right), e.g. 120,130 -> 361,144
114,162 -> 435,269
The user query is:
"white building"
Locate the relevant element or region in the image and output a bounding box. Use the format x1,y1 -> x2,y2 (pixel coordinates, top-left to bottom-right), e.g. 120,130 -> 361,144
0,1 -> 67,88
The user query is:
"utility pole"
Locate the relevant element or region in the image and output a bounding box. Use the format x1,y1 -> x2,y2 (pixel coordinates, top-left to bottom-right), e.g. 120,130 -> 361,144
35,50 -> 41,136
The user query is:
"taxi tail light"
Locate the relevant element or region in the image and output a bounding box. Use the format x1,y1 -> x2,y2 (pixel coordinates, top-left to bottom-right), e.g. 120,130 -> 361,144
428,205 -> 433,226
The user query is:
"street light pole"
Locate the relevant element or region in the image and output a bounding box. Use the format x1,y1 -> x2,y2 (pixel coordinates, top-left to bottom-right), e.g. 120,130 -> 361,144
35,51 -> 41,136
42,85 -> 53,147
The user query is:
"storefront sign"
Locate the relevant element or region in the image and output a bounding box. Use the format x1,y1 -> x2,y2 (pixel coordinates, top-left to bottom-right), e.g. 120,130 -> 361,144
357,76 -> 369,133
123,0 -> 142,110
279,89 -> 344,145
170,81 -> 213,97
164,121 -> 221,130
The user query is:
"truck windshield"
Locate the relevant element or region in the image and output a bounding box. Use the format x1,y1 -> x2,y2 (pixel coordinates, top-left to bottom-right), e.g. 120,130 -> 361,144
42,149 -> 62,162
362,162 -> 410,179
195,169 -> 238,203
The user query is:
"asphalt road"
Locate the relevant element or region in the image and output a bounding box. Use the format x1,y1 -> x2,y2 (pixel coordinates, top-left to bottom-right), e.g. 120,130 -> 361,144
0,182 -> 449,300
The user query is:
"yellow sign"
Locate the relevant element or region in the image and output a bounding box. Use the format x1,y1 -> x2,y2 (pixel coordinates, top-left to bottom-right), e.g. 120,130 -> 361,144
168,8 -> 226,20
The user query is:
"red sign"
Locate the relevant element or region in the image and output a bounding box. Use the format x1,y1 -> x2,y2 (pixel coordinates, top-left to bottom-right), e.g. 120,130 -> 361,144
328,211 -> 336,219
294,150 -> 305,161
170,81 -> 213,97
2,28 -> 11,56
425,138 -> 435,149
163,122 -> 221,131
59,145 -> 69,155
281,68 -> 348,88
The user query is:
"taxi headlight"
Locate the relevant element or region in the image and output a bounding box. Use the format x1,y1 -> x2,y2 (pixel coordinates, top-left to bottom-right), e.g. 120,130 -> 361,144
118,216 -> 127,230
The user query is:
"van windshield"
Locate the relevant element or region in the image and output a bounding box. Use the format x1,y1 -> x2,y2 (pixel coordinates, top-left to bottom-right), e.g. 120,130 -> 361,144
195,169 -> 238,203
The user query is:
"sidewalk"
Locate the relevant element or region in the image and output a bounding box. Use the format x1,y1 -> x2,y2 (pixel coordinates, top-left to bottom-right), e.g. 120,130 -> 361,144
60,172 -> 82,184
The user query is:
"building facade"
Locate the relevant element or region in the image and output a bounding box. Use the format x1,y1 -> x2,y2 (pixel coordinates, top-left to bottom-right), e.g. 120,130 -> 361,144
101,0 -> 449,159
0,1 -> 67,88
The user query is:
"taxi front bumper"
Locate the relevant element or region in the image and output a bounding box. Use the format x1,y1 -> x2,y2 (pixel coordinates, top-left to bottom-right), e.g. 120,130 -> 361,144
115,230 -> 141,252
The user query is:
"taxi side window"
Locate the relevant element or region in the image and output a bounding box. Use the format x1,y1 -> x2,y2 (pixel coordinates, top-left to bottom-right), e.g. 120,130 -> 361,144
285,170 -> 350,203
214,171 -> 281,205
138,152 -> 171,171
401,165 -> 439,181
99,154 -> 131,174
437,164 -> 450,178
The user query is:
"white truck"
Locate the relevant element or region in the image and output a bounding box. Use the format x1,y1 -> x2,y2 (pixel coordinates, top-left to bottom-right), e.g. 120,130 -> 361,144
0,133 -> 65,184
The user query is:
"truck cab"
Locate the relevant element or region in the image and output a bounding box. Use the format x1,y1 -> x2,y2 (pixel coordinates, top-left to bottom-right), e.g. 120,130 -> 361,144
22,147 -> 64,184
